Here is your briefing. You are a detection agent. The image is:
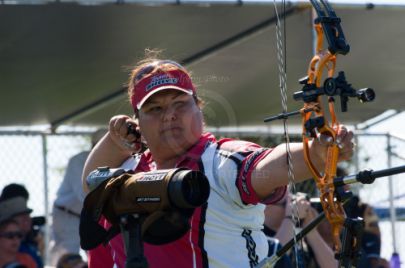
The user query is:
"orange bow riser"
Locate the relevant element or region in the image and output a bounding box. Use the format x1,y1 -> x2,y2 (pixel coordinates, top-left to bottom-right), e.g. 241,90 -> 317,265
302,0 -> 346,254
294,0 -> 375,255
263,0 -> 376,261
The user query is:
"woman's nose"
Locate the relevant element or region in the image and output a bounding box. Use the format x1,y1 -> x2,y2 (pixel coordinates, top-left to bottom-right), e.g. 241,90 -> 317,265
162,106 -> 177,121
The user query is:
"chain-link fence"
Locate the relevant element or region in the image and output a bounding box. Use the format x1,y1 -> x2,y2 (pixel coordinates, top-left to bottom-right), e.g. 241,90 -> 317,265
0,130 -> 93,264
0,130 -> 404,264
354,133 -> 405,260
0,131 -> 92,215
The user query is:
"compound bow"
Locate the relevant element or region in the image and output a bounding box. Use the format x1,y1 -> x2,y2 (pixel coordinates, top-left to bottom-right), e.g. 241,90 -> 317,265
265,0 -> 375,266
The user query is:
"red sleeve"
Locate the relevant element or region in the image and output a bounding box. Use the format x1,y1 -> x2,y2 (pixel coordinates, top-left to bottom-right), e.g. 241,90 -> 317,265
88,244 -> 114,268
236,148 -> 286,205
87,217 -> 114,268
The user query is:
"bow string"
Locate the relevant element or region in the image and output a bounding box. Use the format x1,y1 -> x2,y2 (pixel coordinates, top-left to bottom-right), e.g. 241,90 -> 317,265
271,0 -> 303,266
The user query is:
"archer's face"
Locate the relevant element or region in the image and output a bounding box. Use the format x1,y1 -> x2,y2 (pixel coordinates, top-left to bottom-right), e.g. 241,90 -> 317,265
138,90 -> 203,160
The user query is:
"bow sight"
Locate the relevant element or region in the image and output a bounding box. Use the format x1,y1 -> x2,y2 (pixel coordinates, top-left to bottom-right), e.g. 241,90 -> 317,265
265,1 -> 375,124
265,73 -> 375,123
293,71 -> 375,112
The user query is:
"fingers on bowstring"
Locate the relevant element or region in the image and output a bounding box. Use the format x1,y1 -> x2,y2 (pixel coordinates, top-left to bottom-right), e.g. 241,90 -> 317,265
125,121 -> 141,142
108,116 -> 140,152
117,118 -> 130,138
109,115 -> 128,136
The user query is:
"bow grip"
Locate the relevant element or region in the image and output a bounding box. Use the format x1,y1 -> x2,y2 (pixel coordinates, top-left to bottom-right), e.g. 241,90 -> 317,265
304,117 -> 325,138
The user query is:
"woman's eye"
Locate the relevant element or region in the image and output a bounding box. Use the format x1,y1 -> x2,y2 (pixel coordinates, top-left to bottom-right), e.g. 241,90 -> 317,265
149,106 -> 162,112
175,100 -> 190,108
175,101 -> 185,106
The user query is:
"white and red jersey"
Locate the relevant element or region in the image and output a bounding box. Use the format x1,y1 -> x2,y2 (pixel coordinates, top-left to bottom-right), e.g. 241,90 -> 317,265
89,133 -> 286,268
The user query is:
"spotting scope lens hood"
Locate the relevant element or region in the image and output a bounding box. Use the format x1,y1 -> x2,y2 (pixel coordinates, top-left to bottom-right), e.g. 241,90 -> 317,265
168,169 -> 210,209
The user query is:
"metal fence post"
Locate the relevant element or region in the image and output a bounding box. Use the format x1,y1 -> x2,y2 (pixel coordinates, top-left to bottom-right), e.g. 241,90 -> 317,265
387,133 -> 398,254
41,133 -> 51,264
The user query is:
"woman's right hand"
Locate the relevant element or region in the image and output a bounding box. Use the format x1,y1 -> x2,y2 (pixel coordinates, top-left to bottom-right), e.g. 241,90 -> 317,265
108,115 -> 143,153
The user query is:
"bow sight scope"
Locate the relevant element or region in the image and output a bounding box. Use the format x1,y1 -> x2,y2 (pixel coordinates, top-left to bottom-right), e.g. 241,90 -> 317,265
322,71 -> 375,112
323,72 -> 375,102
355,88 -> 375,103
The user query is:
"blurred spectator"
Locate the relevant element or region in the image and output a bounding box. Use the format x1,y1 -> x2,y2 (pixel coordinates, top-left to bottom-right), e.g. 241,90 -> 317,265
344,195 -> 382,268
262,193 -> 293,268
334,165 -> 382,268
264,193 -> 337,268
50,129 -> 106,264
56,253 -> 87,268
0,185 -> 43,268
379,258 -> 390,268
0,200 -> 37,268
307,166 -> 383,268
264,236 -> 293,268
0,184 -> 29,202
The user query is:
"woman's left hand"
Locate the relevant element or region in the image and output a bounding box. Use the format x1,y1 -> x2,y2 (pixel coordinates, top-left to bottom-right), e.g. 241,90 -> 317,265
335,125 -> 355,161
312,124 -> 355,162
